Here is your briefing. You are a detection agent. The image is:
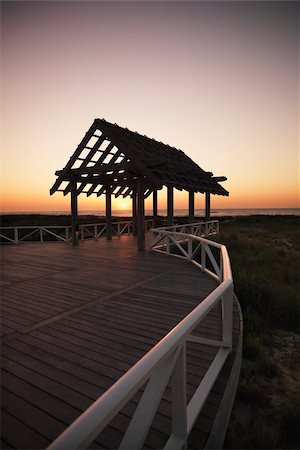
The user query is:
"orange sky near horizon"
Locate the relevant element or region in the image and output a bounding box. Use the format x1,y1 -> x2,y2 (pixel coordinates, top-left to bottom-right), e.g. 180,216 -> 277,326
1,1 -> 299,214
1,183 -> 298,214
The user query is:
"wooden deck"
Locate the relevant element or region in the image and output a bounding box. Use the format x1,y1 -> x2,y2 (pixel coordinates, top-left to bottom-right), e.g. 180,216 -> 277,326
0,235 -> 241,449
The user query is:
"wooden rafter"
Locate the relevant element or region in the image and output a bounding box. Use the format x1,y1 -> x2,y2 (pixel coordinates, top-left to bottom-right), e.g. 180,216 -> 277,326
58,161 -> 131,176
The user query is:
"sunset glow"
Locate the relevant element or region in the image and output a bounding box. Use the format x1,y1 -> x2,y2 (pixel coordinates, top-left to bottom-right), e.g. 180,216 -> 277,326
1,1 -> 299,213
116,199 -> 130,210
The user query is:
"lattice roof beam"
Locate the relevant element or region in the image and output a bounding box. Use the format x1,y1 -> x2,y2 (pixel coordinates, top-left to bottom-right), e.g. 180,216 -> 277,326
83,178 -> 135,198
114,186 -> 128,198
58,134 -> 109,196
60,161 -> 131,176
112,184 -> 131,196
50,121 -> 102,195
87,183 -> 100,197
122,187 -> 133,198
93,141 -> 116,165
144,189 -> 153,199
76,182 -> 88,195
96,185 -> 107,197
100,146 -> 126,166
74,173 -> 137,186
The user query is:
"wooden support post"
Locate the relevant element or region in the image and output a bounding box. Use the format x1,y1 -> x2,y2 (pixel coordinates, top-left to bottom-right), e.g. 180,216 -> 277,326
106,187 -> 112,240
153,190 -> 158,226
137,178 -> 145,251
189,191 -> 194,223
70,180 -> 78,246
132,190 -> 137,236
205,191 -> 211,221
167,186 -> 174,227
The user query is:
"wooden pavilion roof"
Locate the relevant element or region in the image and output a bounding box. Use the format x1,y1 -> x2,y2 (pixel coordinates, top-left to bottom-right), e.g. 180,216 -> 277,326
50,118 -> 229,199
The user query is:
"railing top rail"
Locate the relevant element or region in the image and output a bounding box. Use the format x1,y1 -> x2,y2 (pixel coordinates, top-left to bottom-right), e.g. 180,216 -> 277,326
221,245 -> 232,281
152,219 -> 218,231
151,229 -> 223,250
80,219 -> 153,227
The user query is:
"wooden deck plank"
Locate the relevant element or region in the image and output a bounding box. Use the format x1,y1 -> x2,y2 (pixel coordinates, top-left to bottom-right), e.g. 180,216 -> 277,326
1,356 -> 93,410
1,410 -> 50,449
0,236 -> 240,449
1,369 -> 81,424
1,389 -> 66,441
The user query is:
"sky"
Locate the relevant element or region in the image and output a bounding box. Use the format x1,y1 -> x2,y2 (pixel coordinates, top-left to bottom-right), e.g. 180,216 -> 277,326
1,0 -> 299,213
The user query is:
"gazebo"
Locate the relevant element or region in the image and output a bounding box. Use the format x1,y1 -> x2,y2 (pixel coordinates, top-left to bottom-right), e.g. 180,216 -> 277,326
50,118 -> 228,250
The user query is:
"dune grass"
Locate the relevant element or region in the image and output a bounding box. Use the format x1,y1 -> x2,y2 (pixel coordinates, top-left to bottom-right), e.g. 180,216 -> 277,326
0,214 -> 105,227
220,215 -> 300,449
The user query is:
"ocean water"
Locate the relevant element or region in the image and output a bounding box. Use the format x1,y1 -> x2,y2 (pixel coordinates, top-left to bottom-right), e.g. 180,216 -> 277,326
3,208 -> 299,217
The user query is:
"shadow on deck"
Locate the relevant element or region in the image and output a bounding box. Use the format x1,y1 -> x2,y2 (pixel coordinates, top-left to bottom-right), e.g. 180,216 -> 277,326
0,234 -> 242,449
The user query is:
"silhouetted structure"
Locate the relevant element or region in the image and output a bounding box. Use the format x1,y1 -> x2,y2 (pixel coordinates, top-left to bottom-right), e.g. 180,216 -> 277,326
50,119 -> 228,249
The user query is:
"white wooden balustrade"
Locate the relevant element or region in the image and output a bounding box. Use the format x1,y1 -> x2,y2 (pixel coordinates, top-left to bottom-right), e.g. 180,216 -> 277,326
0,225 -> 72,244
48,220 -> 234,450
0,220 -> 154,244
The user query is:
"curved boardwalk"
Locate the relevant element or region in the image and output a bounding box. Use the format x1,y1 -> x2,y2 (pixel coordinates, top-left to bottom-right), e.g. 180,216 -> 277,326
0,235 -> 241,449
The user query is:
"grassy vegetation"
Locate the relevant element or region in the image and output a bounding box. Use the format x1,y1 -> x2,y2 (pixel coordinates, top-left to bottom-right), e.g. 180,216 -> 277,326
219,215 -> 300,449
0,214 -> 157,227
220,216 -> 300,334
0,214 -> 106,227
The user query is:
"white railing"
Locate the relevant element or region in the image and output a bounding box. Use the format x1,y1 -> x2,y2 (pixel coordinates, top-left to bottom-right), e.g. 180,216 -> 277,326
150,220 -> 219,250
80,219 -> 154,241
0,220 -> 154,244
0,225 -> 72,244
48,221 -> 234,450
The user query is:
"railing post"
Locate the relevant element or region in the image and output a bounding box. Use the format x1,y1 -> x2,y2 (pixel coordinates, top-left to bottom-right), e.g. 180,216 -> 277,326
137,178 -> 145,251
70,180 -> 78,246
205,191 -> 211,221
200,223 -> 204,237
220,253 -> 224,280
188,190 -> 194,223
106,187 -> 112,240
187,237 -> 193,261
40,228 -> 44,243
149,230 -> 154,249
222,285 -> 233,349
170,343 -> 187,449
201,243 -> 206,271
153,190 -> 158,226
167,186 -> 174,227
14,228 -> 18,244
132,190 -> 137,236
81,227 -> 84,242
166,234 -> 170,255
205,222 -> 208,237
